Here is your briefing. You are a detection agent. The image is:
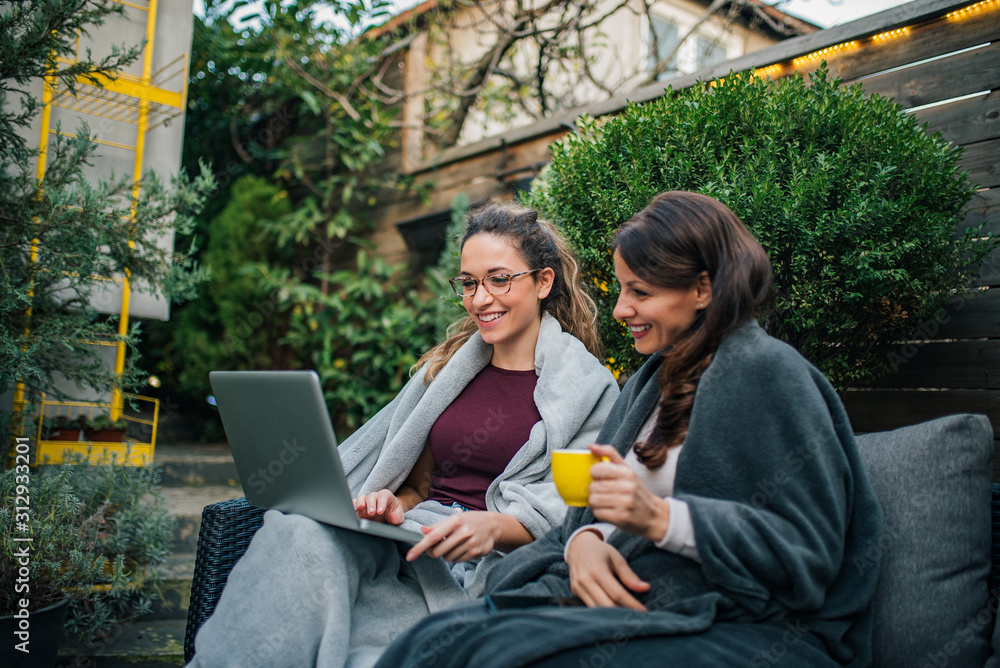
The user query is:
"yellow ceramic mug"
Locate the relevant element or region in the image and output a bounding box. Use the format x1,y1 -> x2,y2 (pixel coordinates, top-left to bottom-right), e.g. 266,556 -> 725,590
551,449 -> 608,507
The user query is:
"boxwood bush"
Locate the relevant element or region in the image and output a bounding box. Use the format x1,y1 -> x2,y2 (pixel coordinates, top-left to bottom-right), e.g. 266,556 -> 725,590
527,66 -> 992,387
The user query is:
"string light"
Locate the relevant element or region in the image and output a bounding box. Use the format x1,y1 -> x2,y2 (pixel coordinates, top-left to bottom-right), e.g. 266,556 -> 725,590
792,41 -> 858,67
872,27 -> 909,41
947,0 -> 998,19
754,64 -> 782,79
720,1 -> 995,88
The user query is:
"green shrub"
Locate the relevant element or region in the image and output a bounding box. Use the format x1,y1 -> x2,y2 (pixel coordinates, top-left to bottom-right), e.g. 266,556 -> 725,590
0,453 -> 174,642
527,66 -> 993,387
164,174 -> 296,401
41,414 -> 88,437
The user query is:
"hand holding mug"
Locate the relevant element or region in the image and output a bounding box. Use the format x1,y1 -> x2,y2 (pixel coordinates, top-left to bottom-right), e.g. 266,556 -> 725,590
588,444 -> 671,541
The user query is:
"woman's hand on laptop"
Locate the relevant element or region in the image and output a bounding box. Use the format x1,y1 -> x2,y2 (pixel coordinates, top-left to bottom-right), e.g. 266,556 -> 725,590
353,490 -> 405,525
406,512 -> 533,563
406,512 -> 497,563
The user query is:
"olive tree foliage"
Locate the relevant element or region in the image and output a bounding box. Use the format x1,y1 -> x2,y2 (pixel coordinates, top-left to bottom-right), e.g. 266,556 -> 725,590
0,1 -> 212,458
527,67 -> 993,388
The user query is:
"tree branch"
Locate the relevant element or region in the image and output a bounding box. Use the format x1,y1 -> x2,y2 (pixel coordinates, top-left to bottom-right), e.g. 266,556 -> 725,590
639,0 -> 729,87
230,117 -> 254,163
283,56 -> 362,122
436,17 -> 527,148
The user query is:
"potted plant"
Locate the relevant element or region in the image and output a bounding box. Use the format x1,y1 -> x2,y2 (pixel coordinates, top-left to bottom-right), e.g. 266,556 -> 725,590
41,415 -> 86,442
0,450 -> 174,660
83,413 -> 129,442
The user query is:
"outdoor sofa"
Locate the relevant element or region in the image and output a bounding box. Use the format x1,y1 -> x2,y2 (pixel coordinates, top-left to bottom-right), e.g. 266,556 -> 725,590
183,413 -> 1000,667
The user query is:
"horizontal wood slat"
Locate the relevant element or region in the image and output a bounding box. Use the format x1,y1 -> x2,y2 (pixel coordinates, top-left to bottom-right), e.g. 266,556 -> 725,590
844,391 -> 1000,479
960,187 -> 1000,236
968,227 -> 1000,286
843,388 -> 999,435
854,41 -> 1000,111
916,90 -> 1000,147
972,255 -> 1000,289
938,288 -> 1000,338
961,138 -> 1000,190
863,340 -> 999,389
794,9 -> 999,92
412,132 -> 562,197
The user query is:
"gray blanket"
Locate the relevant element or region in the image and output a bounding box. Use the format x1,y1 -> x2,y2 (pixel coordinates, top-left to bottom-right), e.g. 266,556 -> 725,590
339,312 -> 620,602
187,314 -> 619,668
375,320 -> 883,668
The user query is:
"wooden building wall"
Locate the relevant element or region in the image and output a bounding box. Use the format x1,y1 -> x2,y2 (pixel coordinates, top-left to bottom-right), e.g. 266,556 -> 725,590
368,0 -> 1000,471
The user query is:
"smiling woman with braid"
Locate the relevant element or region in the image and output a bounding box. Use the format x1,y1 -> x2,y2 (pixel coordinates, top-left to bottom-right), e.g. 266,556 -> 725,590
187,200 -> 619,668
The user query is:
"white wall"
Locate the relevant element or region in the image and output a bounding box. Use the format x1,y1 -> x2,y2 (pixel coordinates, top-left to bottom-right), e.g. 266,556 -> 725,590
427,0 -> 786,147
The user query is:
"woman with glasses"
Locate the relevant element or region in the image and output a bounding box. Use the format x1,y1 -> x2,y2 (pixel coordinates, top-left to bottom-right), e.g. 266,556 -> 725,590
374,191 -> 882,668
187,199 -> 619,667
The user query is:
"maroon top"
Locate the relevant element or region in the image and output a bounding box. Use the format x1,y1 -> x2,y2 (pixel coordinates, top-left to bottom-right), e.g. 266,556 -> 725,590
425,364 -> 541,511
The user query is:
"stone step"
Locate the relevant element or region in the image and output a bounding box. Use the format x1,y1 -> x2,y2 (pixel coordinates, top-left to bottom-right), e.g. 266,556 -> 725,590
154,412 -> 206,445
57,618 -> 187,668
143,553 -> 196,621
154,441 -> 240,487
159,484 -> 245,553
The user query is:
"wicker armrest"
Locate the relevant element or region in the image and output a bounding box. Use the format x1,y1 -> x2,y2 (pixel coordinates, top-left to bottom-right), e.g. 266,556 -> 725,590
183,497 -> 266,663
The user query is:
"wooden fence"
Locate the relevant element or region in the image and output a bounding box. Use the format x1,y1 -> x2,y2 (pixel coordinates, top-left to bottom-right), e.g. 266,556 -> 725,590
369,0 -> 1000,472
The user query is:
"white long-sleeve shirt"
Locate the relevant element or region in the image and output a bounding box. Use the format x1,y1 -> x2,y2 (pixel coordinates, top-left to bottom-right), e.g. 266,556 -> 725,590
564,408 -> 699,561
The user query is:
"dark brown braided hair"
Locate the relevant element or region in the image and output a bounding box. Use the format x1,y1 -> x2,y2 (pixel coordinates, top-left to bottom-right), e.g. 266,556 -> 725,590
613,191 -> 772,468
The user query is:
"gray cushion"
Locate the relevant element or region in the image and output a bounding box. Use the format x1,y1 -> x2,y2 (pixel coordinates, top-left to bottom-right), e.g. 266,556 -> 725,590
987,615 -> 1000,668
856,413 -> 994,668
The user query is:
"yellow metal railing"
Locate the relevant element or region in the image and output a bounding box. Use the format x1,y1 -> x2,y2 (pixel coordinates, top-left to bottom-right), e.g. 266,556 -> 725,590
50,55 -> 186,127
34,393 -> 160,466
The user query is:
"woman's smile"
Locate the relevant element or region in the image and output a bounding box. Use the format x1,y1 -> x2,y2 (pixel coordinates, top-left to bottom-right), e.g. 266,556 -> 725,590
476,311 -> 506,325
628,323 -> 651,338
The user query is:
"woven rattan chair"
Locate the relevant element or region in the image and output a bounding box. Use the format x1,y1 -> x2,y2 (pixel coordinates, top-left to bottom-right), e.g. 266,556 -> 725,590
183,497 -> 266,661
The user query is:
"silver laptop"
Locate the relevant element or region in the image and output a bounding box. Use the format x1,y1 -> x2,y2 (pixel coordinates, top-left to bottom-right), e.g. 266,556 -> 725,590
209,370 -> 423,543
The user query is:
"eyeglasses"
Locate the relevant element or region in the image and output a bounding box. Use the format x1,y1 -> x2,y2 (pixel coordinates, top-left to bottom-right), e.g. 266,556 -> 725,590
449,270 -> 541,298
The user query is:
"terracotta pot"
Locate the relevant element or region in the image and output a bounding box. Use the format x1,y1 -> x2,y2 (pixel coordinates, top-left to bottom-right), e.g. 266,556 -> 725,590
84,429 -> 126,442
45,429 -> 82,442
0,597 -> 69,667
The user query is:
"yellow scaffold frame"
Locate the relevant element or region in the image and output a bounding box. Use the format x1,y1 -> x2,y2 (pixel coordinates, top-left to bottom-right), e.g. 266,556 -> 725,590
13,0 -> 188,464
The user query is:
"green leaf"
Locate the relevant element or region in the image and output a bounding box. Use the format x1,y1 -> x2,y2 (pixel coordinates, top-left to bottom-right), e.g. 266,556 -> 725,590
300,89 -> 322,116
